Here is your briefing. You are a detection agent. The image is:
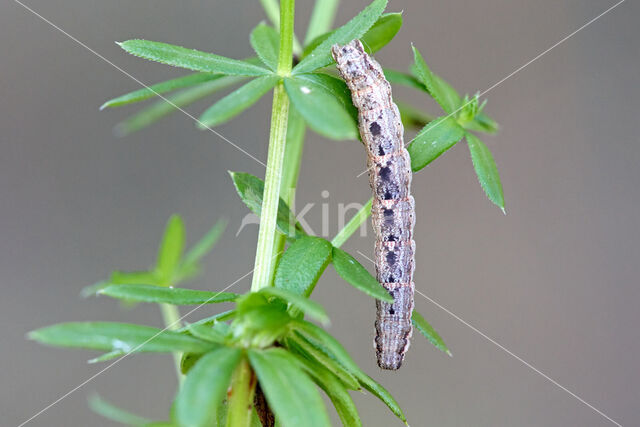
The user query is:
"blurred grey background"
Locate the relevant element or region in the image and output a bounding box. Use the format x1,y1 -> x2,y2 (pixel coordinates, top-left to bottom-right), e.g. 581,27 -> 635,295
1,0 -> 638,425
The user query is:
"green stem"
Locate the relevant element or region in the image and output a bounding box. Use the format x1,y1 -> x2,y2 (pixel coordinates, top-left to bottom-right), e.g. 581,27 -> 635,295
331,197 -> 373,248
259,0 -> 303,56
226,357 -> 257,427
159,303 -> 184,382
251,0 -> 295,292
273,108 -> 306,275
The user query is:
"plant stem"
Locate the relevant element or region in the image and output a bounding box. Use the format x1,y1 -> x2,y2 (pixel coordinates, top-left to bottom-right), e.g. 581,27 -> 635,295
251,0 -> 295,292
226,357 -> 257,427
259,0 -> 303,56
331,197 -> 373,248
159,303 -> 184,382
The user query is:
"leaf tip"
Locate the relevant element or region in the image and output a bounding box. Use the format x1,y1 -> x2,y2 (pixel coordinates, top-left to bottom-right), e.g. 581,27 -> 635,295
446,350 -> 453,357
501,206 -> 507,215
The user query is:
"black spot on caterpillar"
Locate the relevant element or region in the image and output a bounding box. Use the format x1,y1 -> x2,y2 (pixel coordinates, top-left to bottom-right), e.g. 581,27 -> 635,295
332,40 -> 415,370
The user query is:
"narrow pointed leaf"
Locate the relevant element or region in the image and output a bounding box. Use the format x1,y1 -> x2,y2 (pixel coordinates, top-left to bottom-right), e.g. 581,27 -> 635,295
464,111 -> 499,134
100,73 -> 221,109
176,310 -> 236,332
412,46 -> 461,114
28,322 -> 215,354
229,171 -> 305,238
304,0 -> 339,45
274,236 -> 332,297
331,247 -> 393,302
175,347 -> 243,427
412,310 -> 450,355
99,284 -> 239,305
181,220 -> 227,265
259,287 -> 329,325
293,0 -> 388,74
156,215 -> 184,283
383,69 -> 424,91
115,76 -> 247,135
303,12 -> 399,59
290,320 -> 362,375
396,101 -> 435,130
284,75 -> 358,140
466,133 -> 505,210
88,394 -> 151,426
355,372 -> 406,423
198,75 -> 279,128
186,323 -> 228,344
407,115 -> 465,171
87,350 -> 125,364
293,354 -> 362,427
248,348 -> 331,427
359,12 -> 402,54
286,334 -> 360,390
250,23 -> 280,70
118,40 -> 271,76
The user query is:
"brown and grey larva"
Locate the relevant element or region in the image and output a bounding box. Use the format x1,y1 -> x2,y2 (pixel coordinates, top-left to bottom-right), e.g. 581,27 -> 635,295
331,40 -> 415,370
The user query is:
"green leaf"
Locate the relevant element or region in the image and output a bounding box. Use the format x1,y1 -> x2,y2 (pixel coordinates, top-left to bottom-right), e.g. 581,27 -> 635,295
186,323 -> 228,344
115,76 -> 247,135
290,320 -> 362,375
176,310 -> 236,332
411,46 -> 461,114
293,0 -> 388,74
229,171 -> 304,238
292,353 -> 362,427
175,347 -> 243,427
303,12 -> 401,58
412,310 -> 451,356
259,287 -> 329,326
88,394 -> 151,426
396,101 -> 435,130
383,69 -> 425,91
284,74 -> 358,140
156,215 -> 185,283
198,75 -> 280,128
464,111 -> 499,134
28,322 -> 215,354
407,115 -> 465,172
355,372 -> 406,424
466,133 -> 505,211
274,236 -> 332,297
118,40 -> 271,76
251,23 -> 280,71
248,348 -> 331,427
286,334 -> 360,390
176,218 -> 227,281
180,352 -> 203,375
360,12 -> 402,54
87,350 -> 125,364
232,304 -> 292,348
99,284 -> 239,305
304,0 -> 339,45
331,247 -> 393,302
100,73 -> 221,109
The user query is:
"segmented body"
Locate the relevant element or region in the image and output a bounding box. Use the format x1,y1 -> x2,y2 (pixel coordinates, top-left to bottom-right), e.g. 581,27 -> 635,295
331,40 -> 415,370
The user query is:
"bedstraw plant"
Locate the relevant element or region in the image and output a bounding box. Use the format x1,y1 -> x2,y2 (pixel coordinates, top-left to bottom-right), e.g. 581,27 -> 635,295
29,0 -> 505,425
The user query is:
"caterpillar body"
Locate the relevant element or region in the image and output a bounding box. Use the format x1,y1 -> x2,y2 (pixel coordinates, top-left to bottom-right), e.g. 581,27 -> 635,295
331,40 -> 415,370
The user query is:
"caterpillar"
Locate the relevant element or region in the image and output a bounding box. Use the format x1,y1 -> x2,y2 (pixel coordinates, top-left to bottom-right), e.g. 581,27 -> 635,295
331,40 -> 415,370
